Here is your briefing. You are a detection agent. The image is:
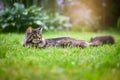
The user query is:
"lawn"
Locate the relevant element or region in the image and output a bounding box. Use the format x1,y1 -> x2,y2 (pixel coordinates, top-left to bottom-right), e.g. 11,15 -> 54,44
0,30 -> 120,80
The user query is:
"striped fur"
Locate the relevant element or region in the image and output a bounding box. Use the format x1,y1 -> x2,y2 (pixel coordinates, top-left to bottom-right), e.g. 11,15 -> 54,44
23,27 -> 115,48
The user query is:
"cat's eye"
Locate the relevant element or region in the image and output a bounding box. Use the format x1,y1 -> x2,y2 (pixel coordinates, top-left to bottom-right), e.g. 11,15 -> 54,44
33,35 -> 36,37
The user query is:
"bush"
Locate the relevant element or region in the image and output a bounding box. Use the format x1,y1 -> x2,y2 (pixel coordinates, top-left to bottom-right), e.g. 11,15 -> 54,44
0,3 -> 47,32
45,13 -> 71,30
0,3 -> 71,32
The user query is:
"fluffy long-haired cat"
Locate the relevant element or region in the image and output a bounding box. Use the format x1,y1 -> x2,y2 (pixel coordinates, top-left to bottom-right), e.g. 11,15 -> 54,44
23,26 -> 115,48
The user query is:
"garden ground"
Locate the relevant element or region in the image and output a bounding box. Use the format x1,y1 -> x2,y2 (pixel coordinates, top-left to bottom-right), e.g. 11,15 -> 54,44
0,30 -> 120,80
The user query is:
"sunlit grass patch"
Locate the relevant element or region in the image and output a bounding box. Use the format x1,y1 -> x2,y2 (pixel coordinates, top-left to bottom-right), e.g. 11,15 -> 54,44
0,31 -> 120,80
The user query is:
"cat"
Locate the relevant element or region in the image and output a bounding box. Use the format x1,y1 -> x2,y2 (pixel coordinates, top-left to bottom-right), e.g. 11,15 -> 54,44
23,27 -> 89,48
89,36 -> 115,46
23,27 -> 115,48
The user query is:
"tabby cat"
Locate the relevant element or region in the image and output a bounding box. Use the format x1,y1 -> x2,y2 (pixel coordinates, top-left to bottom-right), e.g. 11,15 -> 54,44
23,27 -> 89,48
23,27 -> 115,48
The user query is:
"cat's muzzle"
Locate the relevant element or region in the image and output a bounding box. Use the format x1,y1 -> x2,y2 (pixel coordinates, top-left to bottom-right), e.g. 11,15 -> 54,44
32,39 -> 41,43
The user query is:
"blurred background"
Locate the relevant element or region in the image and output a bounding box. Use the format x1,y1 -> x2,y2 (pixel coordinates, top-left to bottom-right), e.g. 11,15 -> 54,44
0,0 -> 120,32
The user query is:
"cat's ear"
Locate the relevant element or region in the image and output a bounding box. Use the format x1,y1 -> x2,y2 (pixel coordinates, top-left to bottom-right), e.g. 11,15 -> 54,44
26,26 -> 33,34
38,27 -> 43,32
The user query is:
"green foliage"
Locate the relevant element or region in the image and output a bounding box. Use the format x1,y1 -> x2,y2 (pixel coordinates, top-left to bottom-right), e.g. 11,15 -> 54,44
0,31 -> 120,80
0,3 -> 46,32
45,13 -> 71,30
0,3 -> 71,32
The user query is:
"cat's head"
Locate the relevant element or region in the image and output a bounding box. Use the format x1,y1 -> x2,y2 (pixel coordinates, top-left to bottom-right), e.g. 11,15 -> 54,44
25,26 -> 43,43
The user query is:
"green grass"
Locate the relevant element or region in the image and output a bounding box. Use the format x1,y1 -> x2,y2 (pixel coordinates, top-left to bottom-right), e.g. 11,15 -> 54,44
0,31 -> 120,80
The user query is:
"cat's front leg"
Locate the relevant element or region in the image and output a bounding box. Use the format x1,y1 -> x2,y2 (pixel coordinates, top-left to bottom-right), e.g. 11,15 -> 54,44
23,43 -> 33,48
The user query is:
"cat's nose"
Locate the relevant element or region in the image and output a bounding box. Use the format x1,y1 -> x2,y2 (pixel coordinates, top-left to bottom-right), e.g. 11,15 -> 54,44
37,34 -> 41,39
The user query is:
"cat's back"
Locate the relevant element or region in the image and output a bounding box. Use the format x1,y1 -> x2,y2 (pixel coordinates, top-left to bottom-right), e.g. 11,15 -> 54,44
46,37 -> 76,41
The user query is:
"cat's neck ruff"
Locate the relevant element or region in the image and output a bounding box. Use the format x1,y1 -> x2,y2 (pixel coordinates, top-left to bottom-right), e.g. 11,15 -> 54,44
38,38 -> 46,47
